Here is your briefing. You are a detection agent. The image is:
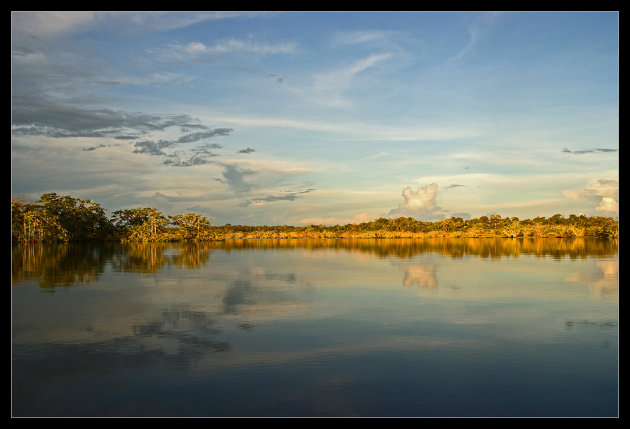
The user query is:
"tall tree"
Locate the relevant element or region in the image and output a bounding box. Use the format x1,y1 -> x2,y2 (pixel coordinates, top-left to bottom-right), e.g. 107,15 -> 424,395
112,207 -> 169,241
38,193 -> 113,241
169,212 -> 213,240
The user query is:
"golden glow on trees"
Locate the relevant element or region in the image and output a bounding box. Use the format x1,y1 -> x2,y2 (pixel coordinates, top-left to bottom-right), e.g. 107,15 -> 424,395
11,194 -> 619,243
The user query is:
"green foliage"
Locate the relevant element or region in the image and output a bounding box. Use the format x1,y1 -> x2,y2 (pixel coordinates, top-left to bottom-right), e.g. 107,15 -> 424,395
37,193 -> 113,241
12,194 -> 113,242
169,212 -> 214,240
11,194 -> 619,242
112,207 -> 170,242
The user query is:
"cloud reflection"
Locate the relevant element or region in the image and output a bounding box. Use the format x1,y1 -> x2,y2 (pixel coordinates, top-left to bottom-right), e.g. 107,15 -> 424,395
564,259 -> 618,299
401,264 -> 438,289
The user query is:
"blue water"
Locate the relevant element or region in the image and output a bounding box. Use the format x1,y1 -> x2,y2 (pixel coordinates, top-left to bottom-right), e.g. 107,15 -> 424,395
11,239 -> 618,417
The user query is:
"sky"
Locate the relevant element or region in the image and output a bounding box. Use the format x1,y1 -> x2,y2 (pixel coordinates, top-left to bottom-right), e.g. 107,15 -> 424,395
11,11 -> 619,226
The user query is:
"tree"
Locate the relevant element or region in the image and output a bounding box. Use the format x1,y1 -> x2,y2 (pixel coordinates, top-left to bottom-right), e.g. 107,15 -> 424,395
169,212 -> 213,240
112,207 -> 169,241
37,193 -> 113,241
11,197 -> 68,242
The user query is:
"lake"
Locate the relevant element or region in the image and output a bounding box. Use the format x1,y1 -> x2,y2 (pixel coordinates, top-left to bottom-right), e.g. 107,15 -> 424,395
11,238 -> 618,417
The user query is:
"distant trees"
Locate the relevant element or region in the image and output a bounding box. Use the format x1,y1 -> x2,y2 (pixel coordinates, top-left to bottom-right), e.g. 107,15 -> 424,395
11,193 -> 619,243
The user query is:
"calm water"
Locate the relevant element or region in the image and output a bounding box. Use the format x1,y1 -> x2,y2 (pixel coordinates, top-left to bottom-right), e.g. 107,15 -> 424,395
11,238 -> 618,417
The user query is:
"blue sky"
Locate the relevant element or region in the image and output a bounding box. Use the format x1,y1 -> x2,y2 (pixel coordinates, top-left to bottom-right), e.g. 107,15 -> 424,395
11,11 -> 619,226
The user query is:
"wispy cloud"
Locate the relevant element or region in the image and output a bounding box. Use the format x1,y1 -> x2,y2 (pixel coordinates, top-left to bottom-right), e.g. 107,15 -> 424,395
561,147 -> 617,155
12,98 -> 214,140
215,163 -> 256,192
164,155 -> 216,167
156,38 -> 297,61
334,30 -> 390,45
206,114 -> 479,142
82,144 -> 107,151
12,11 -> 254,39
132,129 -> 231,166
291,53 -> 393,108
123,12 -> 254,32
450,12 -> 501,63
12,11 -> 98,38
245,188 -> 316,206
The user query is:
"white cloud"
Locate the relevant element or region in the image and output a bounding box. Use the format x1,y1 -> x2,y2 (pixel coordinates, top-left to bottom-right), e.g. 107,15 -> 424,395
562,177 -> 618,215
184,42 -> 207,55
211,38 -> 297,55
115,72 -> 193,86
333,30 -> 392,46
159,38 -> 297,60
401,184 -> 439,212
388,183 -> 443,220
450,12 -> 501,63
293,53 -> 393,108
12,12 -> 251,40
203,113 -> 478,142
596,197 -> 618,214
124,12 -> 248,31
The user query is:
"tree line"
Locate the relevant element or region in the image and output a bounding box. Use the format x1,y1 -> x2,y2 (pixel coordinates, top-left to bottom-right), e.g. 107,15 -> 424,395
11,193 -> 619,243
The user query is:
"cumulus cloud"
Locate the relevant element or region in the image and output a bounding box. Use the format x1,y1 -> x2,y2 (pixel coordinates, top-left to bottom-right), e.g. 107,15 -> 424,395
562,178 -> 618,215
388,183 -> 445,220
393,183 -> 438,212
596,197 -> 618,213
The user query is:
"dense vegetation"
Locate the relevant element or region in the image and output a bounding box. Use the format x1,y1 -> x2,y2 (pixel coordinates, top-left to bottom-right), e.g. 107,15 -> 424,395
12,193 -> 619,243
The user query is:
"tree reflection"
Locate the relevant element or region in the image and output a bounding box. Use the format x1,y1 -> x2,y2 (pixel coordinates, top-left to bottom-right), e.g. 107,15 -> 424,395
214,237 -> 618,259
12,242 -> 215,290
12,238 -> 618,291
11,242 -> 117,291
111,243 -> 170,274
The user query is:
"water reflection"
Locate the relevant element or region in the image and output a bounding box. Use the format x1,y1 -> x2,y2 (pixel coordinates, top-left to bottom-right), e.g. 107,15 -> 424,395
12,241 -> 216,289
11,238 -> 618,290
564,259 -> 619,299
215,237 -> 618,259
399,263 -> 438,289
11,238 -> 619,417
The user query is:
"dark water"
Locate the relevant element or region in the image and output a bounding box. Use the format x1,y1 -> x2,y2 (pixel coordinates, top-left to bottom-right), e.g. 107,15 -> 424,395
11,238 -> 618,417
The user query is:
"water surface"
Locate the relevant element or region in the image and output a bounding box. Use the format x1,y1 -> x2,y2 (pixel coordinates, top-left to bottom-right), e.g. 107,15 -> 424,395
11,238 -> 618,417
